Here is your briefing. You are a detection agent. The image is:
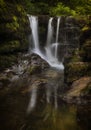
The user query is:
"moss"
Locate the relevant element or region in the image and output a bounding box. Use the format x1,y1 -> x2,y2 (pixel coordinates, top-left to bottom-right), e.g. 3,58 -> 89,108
0,1 -> 30,47
82,25 -> 90,31
80,39 -> 91,61
0,0 -> 5,7
0,1 -> 30,70
6,21 -> 19,31
0,55 -> 17,70
29,65 -> 41,75
70,49 -> 82,62
70,55 -> 81,62
16,4 -> 26,16
17,5 -> 22,12
0,41 -> 20,53
13,16 -> 17,21
65,62 -> 91,84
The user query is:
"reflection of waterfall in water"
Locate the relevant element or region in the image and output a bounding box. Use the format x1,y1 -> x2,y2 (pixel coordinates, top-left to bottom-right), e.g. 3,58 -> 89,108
27,87 -> 37,113
28,15 -> 64,70
45,69 -> 64,109
27,68 -> 64,113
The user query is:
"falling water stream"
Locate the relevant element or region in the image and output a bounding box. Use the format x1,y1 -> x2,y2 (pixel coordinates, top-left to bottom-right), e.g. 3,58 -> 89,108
29,16 -> 64,70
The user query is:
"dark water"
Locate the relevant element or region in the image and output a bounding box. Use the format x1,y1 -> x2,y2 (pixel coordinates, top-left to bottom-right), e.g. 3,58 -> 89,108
26,104 -> 81,130
0,68 -> 90,130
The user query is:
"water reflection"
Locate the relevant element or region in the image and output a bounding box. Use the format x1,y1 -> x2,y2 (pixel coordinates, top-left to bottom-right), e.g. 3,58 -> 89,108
27,69 -> 64,113
27,87 -> 37,113
26,69 -> 82,130
25,104 -> 82,130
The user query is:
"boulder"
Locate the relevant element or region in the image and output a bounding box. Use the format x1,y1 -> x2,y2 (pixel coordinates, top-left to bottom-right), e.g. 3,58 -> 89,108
65,62 -> 91,84
67,77 -> 91,97
64,77 -> 91,104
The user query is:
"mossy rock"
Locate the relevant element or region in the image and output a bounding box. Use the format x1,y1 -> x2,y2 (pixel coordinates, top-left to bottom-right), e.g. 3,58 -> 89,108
80,39 -> 91,61
0,40 -> 21,54
0,22 -> 19,34
81,25 -> 90,32
65,62 -> 91,84
82,82 -> 91,95
70,49 -> 82,62
66,77 -> 91,99
0,54 -> 17,70
80,28 -> 91,47
0,39 -> 29,53
29,65 -> 41,75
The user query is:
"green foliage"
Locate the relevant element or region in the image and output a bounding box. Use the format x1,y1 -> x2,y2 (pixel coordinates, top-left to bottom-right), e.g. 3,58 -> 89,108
29,65 -> 41,75
0,41 -> 20,53
65,62 -> 91,83
6,21 -> 19,31
0,0 -> 5,6
49,2 -> 77,16
23,2 -> 49,15
80,40 -> 91,61
0,55 -> 17,70
13,16 -> 17,21
2,0 -> 91,16
22,0 -> 91,16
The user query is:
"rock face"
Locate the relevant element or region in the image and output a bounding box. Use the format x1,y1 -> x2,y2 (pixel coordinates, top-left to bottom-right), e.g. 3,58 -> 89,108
79,17 -> 91,62
67,77 -> 91,97
64,77 -> 91,103
64,17 -> 91,103
28,54 -> 49,75
65,62 -> 91,84
0,0 -> 30,70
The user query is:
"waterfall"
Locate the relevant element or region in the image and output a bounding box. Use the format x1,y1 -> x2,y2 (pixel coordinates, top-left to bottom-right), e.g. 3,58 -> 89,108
52,17 -> 60,60
46,18 -> 53,46
29,16 -> 39,52
45,18 -> 55,63
29,16 -> 47,60
56,17 -> 60,43
28,15 -> 64,70
55,17 -> 60,59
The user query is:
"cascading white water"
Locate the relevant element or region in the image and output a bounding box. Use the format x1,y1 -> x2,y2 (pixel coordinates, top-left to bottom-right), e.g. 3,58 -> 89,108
45,18 -> 55,62
29,16 -> 39,51
46,18 -> 53,46
45,17 -> 64,69
51,17 -> 60,60
56,17 -> 60,43
28,15 -> 64,70
29,15 -> 47,60
55,17 -> 60,59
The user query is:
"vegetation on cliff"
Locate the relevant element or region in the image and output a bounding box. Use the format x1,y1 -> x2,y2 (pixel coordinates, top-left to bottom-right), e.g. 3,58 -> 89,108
0,0 -> 30,70
21,0 -> 91,16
